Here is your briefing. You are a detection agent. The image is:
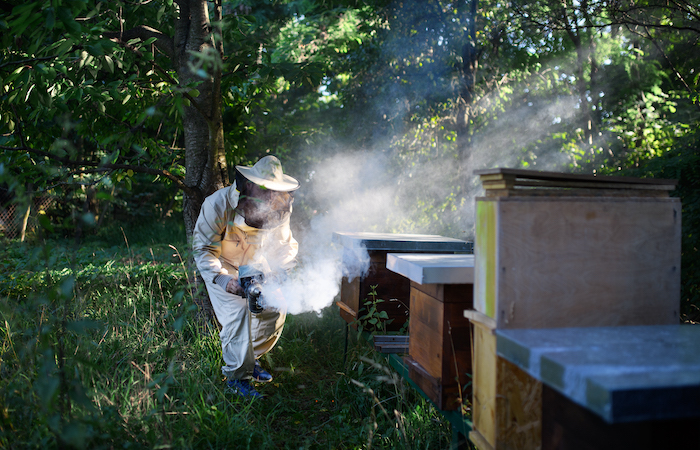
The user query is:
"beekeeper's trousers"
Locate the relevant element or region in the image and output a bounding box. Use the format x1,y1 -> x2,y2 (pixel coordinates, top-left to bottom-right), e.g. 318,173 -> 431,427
204,279 -> 286,380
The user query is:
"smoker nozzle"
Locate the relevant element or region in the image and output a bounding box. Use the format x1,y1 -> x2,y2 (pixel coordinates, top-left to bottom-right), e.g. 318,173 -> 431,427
244,280 -> 264,314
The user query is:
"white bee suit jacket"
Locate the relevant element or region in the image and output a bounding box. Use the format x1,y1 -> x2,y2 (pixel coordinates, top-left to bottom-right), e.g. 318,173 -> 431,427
192,183 -> 298,380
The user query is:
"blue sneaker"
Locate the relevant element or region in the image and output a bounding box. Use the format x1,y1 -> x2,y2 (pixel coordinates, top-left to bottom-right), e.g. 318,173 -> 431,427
227,379 -> 263,399
253,360 -> 273,383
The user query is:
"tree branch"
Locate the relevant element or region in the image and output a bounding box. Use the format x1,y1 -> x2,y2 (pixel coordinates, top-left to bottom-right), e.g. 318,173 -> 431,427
0,55 -> 58,69
1,145 -> 200,199
103,25 -> 175,60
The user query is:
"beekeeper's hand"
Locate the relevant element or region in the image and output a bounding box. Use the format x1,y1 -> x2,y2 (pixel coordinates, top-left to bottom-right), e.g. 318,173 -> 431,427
226,278 -> 245,296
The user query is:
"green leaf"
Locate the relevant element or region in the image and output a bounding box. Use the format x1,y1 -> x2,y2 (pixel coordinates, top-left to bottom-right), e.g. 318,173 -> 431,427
87,44 -> 104,56
38,214 -> 54,232
9,5 -> 40,36
45,7 -> 55,29
57,7 -> 81,35
103,55 -> 114,73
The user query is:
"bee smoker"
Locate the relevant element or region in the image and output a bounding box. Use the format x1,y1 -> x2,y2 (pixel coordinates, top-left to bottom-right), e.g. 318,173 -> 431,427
238,264 -> 265,314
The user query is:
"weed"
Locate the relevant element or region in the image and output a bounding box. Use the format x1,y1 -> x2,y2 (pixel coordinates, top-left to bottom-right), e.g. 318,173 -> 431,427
354,285 -> 395,335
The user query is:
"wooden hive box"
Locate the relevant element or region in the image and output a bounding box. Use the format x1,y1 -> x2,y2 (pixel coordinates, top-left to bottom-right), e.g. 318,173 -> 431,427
333,232 -> 472,332
386,253 -> 475,411
468,168 -> 681,450
497,325 -> 700,450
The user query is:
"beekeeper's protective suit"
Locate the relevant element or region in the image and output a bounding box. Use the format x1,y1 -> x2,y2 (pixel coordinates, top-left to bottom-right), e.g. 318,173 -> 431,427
192,156 -> 299,386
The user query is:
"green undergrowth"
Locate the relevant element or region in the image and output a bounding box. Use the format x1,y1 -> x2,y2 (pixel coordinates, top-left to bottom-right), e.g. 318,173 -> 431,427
0,234 -> 453,449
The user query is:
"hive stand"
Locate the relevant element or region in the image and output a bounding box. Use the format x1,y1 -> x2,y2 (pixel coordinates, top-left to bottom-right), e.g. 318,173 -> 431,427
468,168 -> 681,450
497,325 -> 700,450
386,253 -> 475,411
333,232 -> 472,332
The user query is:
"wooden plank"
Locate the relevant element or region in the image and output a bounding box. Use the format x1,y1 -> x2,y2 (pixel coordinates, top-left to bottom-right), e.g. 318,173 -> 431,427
409,289 -> 445,379
404,356 -> 444,408
474,168 -> 677,187
339,276 -> 360,325
472,320 -> 497,448
469,429 -> 495,450
336,300 -> 357,318
412,357 -> 470,412
475,200 -> 498,319
373,335 -> 409,353
412,281 -> 475,305
373,335 -> 409,343
482,179 -> 676,192
496,357 -> 542,450
464,309 -> 497,330
411,280 -> 443,300
485,178 -> 676,191
477,172 -> 517,183
483,196 -> 681,329
482,187 -> 672,198
404,355 -> 468,411
374,343 -> 409,354
471,321 -> 543,449
444,301 -> 473,395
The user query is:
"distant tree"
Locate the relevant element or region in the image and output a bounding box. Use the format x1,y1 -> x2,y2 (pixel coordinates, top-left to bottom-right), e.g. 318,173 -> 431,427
0,1 -> 333,242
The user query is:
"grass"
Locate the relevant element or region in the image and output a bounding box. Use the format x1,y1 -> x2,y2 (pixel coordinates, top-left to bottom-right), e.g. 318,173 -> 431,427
0,226 -> 454,449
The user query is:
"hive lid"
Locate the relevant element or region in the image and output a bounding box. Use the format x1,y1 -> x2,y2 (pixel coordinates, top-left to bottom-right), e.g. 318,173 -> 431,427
386,253 -> 475,285
475,168 -> 677,197
332,231 -> 472,252
496,325 -> 700,423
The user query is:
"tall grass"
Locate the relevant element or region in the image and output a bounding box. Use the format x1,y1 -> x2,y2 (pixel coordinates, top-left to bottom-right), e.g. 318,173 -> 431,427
0,228 -> 452,449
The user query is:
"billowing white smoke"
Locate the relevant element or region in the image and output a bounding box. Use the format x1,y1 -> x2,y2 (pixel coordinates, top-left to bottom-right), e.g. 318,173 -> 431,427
257,239 -> 369,315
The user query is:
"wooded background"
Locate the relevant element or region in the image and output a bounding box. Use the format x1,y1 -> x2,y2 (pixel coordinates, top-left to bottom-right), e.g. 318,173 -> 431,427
1,0 -> 698,318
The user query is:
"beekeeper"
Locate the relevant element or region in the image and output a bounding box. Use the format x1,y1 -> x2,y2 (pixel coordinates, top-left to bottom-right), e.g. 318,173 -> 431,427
192,155 -> 299,399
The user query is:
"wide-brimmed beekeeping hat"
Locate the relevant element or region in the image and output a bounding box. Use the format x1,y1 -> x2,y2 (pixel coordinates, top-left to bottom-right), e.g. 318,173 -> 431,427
236,155 -> 300,192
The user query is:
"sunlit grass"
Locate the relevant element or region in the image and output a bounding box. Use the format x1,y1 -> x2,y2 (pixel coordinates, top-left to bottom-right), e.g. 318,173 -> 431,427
0,233 -> 452,449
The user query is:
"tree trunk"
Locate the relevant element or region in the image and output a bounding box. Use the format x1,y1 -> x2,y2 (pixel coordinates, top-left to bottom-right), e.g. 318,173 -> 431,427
19,203 -> 30,242
457,0 -> 478,180
175,0 -> 227,239
174,0 -> 228,324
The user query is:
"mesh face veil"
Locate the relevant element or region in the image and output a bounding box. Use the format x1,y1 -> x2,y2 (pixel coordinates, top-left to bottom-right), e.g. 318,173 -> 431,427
235,171 -> 294,229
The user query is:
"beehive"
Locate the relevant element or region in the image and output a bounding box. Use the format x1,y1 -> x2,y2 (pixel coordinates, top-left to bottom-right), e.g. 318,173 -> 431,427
469,168 -> 681,450
333,232 -> 472,332
386,253 -> 475,410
